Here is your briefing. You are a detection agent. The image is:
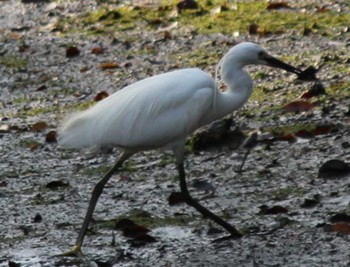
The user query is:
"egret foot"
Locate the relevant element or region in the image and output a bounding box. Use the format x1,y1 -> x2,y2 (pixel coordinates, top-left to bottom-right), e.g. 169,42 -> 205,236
56,244 -> 83,257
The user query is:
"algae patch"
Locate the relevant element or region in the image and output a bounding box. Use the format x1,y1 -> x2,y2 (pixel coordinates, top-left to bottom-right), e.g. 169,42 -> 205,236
57,1 -> 350,37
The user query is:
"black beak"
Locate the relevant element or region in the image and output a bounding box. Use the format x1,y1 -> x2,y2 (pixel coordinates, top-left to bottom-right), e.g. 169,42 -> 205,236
264,55 -> 302,75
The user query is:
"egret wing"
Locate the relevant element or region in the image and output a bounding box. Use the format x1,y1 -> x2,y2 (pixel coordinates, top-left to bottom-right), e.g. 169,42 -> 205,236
58,69 -> 215,150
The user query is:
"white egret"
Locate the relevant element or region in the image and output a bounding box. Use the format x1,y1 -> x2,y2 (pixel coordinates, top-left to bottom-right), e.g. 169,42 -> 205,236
58,42 -> 301,256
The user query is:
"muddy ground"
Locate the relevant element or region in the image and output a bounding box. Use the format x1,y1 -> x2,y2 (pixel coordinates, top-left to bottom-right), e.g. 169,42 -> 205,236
0,0 -> 350,266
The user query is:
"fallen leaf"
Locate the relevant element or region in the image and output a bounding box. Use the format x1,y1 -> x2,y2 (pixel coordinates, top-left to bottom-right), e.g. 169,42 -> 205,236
312,124 -> 333,136
115,218 -> 154,244
295,130 -> 314,139
332,223 -> 350,235
91,46 -> 103,54
266,2 -> 289,10
36,85 -> 47,91
168,192 -> 184,206
31,121 -> 48,132
45,180 -> 69,189
146,18 -> 163,26
162,31 -> 172,40
100,62 -> 120,70
177,0 -> 198,12
66,46 -> 80,58
128,234 -> 157,247
318,159 -> 350,179
207,226 -> 223,235
273,133 -> 296,142
123,225 -> 150,238
33,213 -> 42,223
8,261 -> 20,267
45,130 -> 57,143
94,91 -> 109,101
191,179 -> 215,192
316,5 -> 329,13
300,198 -> 319,208
259,205 -> 288,215
18,42 -> 29,52
80,66 -> 89,72
29,143 -> 40,151
330,213 -> 350,223
282,101 -> 316,113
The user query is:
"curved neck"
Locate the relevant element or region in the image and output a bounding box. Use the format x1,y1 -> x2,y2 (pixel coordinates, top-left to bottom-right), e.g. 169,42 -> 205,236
213,64 -> 253,119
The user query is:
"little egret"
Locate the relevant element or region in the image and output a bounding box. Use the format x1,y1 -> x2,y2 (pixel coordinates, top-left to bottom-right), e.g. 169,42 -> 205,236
58,42 -> 301,256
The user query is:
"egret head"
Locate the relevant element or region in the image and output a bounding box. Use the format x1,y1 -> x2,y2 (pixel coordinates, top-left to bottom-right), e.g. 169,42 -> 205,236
226,42 -> 301,74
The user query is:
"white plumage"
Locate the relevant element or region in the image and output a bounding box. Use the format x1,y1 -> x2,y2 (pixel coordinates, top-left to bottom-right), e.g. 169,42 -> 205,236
59,43 -> 284,152
59,68 -> 215,150
57,42 -> 301,256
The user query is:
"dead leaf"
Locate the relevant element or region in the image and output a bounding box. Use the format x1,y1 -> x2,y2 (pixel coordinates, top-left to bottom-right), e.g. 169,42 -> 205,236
318,159 -> 350,179
259,205 -> 288,215
300,198 -> 319,208
146,18 -> 163,26
177,0 -> 198,13
332,223 -> 350,235
115,218 -> 155,245
45,130 -> 57,143
282,101 -> 316,113
31,121 -> 48,132
168,192 -> 184,206
274,133 -> 296,142
330,213 -> 350,223
191,179 -> 215,192
94,91 -> 109,101
91,46 -> 103,54
100,62 -> 120,70
66,46 -> 80,58
18,42 -> 30,52
128,234 -> 157,247
312,124 -> 333,136
33,213 -> 42,223
45,180 -> 69,189
80,66 -> 89,72
29,143 -> 40,151
316,5 -> 329,13
36,85 -> 47,91
266,2 -> 290,10
295,130 -> 314,139
162,31 -> 172,40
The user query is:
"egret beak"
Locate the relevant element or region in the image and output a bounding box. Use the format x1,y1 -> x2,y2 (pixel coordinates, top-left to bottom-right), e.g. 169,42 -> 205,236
264,55 -> 301,75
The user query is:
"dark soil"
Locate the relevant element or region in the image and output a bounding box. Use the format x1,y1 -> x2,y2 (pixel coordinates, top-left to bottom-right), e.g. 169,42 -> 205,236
1,1 -> 350,266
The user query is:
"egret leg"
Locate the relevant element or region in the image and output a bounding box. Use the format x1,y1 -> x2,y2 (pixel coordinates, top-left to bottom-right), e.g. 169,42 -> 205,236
177,162 -> 242,239
237,149 -> 251,174
59,152 -> 133,257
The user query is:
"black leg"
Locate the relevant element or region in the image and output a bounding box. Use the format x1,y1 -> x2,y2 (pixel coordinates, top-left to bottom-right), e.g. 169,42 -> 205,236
237,149 -> 250,173
177,162 -> 242,238
59,151 -> 133,256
